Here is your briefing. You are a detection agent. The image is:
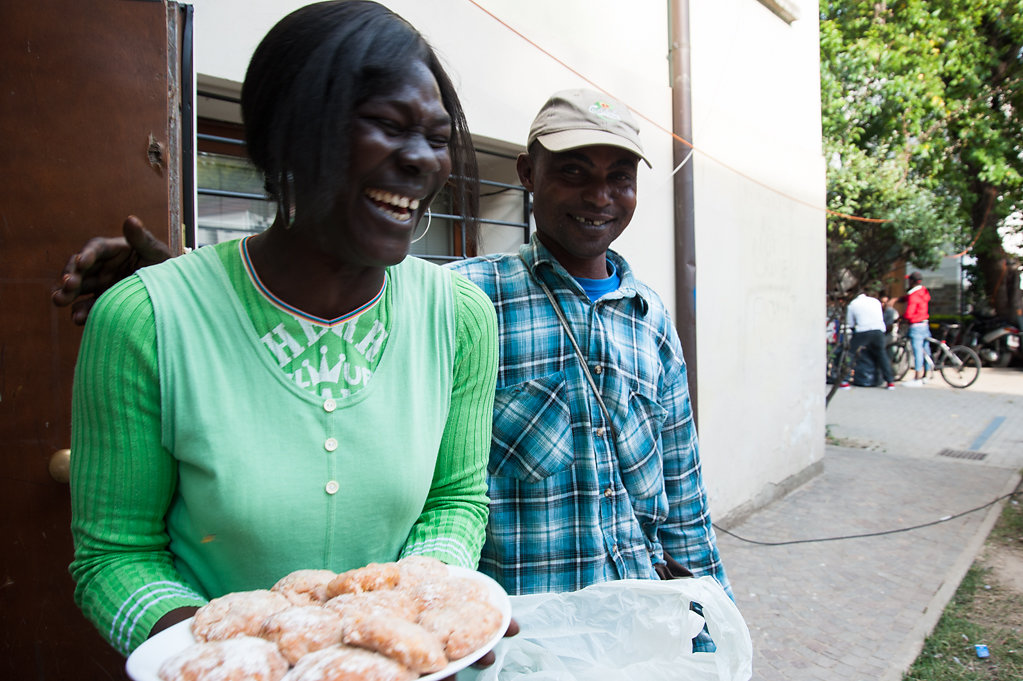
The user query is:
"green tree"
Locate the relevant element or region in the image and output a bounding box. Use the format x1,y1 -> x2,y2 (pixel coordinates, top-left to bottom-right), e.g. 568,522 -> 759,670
821,0 -> 1023,317
824,139 -> 956,298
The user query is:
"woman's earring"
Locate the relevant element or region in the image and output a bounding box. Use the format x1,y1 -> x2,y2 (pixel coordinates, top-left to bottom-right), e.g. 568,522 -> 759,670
281,172 -> 296,229
411,208 -> 432,244
282,201 -> 296,230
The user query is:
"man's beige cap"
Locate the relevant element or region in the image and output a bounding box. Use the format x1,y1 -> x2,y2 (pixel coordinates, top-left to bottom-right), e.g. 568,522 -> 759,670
527,89 -> 651,168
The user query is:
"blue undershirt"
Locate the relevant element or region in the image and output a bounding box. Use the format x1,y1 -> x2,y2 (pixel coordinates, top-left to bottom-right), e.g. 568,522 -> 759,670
574,259 -> 621,301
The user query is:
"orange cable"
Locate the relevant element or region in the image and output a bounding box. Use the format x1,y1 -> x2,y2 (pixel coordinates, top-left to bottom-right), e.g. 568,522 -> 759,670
463,0 -> 890,224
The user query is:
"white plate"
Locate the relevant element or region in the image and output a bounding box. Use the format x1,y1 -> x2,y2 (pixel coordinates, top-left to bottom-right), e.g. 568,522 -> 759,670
126,565 -> 512,681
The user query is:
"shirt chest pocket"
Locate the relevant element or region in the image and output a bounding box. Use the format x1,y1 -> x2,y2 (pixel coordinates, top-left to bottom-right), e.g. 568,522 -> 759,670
612,391 -> 669,500
489,371 -> 575,482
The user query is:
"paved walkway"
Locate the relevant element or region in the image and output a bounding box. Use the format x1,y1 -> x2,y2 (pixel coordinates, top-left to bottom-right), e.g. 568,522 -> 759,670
716,367 -> 1023,681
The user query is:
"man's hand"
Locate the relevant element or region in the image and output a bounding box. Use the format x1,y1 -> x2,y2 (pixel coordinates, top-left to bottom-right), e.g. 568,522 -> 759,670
435,616 -> 519,681
51,215 -> 173,325
472,616 -> 519,668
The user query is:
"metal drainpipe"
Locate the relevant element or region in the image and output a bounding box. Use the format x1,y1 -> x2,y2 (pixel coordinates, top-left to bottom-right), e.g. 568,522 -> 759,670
668,0 -> 699,426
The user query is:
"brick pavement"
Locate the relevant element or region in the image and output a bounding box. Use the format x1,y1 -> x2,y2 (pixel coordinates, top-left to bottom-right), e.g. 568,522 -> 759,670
716,368 -> 1023,681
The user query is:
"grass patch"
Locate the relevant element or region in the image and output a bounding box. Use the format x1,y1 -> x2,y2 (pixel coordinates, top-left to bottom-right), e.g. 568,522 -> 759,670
988,497 -> 1023,548
903,493 -> 1023,681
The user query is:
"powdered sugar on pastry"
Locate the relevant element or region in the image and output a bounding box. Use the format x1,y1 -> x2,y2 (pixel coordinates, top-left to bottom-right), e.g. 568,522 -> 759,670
272,569 -> 338,606
395,555 -> 449,587
418,597 -> 503,660
281,644 -> 416,681
324,589 -> 421,623
158,636 -> 288,681
191,590 -> 293,642
401,576 -> 488,613
341,612 -> 447,674
259,605 -> 346,665
327,563 -> 400,597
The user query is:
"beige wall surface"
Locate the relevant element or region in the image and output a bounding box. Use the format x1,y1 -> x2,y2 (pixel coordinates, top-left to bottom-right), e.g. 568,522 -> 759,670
689,0 -> 826,516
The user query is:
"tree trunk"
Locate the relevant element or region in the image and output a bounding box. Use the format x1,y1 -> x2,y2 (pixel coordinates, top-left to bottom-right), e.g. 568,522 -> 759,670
970,185 -> 1021,320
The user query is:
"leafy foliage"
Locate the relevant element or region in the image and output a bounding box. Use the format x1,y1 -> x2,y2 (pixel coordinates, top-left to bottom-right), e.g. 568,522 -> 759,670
821,0 -> 1023,311
825,138 -> 957,295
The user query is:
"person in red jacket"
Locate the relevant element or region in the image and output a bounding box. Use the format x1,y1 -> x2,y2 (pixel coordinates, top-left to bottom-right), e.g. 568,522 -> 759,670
899,271 -> 932,385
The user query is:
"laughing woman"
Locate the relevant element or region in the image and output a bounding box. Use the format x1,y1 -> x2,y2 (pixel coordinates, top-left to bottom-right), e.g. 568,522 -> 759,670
67,1 -> 498,655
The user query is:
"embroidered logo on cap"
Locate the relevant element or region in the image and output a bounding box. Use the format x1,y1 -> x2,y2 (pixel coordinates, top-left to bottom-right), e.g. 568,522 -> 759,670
589,101 -> 622,121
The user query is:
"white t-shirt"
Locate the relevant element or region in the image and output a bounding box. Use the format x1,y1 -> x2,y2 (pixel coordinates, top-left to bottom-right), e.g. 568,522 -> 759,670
846,293 -> 886,333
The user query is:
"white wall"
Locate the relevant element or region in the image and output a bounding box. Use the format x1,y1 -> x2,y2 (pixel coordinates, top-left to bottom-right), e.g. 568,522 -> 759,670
187,0 -> 826,521
689,0 -> 826,515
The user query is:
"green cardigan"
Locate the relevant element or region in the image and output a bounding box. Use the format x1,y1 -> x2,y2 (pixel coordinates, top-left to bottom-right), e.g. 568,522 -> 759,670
69,244 -> 498,655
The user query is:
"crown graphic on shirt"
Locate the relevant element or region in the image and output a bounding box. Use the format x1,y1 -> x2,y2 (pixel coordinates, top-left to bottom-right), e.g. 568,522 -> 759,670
299,348 -> 345,386
316,347 -> 344,384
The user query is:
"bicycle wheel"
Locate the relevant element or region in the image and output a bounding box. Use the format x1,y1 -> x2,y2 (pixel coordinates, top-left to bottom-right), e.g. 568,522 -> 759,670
826,342 -> 842,384
825,344 -> 847,406
888,340 -> 911,381
939,345 -> 982,388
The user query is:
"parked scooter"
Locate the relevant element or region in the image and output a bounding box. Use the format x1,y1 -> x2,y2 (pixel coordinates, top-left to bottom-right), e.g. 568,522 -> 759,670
961,314 -> 1022,367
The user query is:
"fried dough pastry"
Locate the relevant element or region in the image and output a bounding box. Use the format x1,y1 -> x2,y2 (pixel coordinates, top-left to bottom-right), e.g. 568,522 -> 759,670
158,636 -> 288,681
191,589 -> 293,642
418,596 -> 503,660
402,575 -> 488,613
280,644 -> 416,681
259,605 -> 346,665
327,562 -> 400,597
272,569 -> 339,606
341,612 -> 448,674
161,560 -> 503,679
324,589 -> 421,623
395,555 -> 448,587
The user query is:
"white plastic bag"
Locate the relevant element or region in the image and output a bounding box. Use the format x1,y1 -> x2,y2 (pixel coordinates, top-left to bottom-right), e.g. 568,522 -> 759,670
463,577 -> 752,681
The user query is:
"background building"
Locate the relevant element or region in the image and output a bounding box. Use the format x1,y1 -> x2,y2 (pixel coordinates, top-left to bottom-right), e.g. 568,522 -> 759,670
189,0 -> 827,521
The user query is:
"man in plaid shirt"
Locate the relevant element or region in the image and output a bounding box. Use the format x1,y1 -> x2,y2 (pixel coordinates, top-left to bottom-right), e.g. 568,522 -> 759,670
450,90 -> 730,604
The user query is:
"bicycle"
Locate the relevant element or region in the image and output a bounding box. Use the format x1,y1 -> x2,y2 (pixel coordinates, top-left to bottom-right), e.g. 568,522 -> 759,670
887,327 -> 982,388
825,315 -> 865,406
886,332 -> 911,380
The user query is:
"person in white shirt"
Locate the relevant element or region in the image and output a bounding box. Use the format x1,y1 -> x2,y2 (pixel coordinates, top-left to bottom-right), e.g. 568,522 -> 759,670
843,289 -> 896,389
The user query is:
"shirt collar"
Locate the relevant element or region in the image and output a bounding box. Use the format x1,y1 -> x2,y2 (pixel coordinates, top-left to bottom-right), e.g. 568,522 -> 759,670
518,233 -> 649,313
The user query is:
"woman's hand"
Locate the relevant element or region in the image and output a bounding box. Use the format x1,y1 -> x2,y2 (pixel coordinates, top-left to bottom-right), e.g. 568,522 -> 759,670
149,605 -> 200,638
52,215 -> 173,325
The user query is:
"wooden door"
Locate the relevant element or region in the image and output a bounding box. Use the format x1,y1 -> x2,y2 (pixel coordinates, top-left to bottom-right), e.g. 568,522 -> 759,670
0,1 -> 188,677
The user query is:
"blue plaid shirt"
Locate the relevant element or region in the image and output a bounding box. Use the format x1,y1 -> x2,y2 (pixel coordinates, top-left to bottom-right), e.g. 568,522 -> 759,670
449,236 -> 730,599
